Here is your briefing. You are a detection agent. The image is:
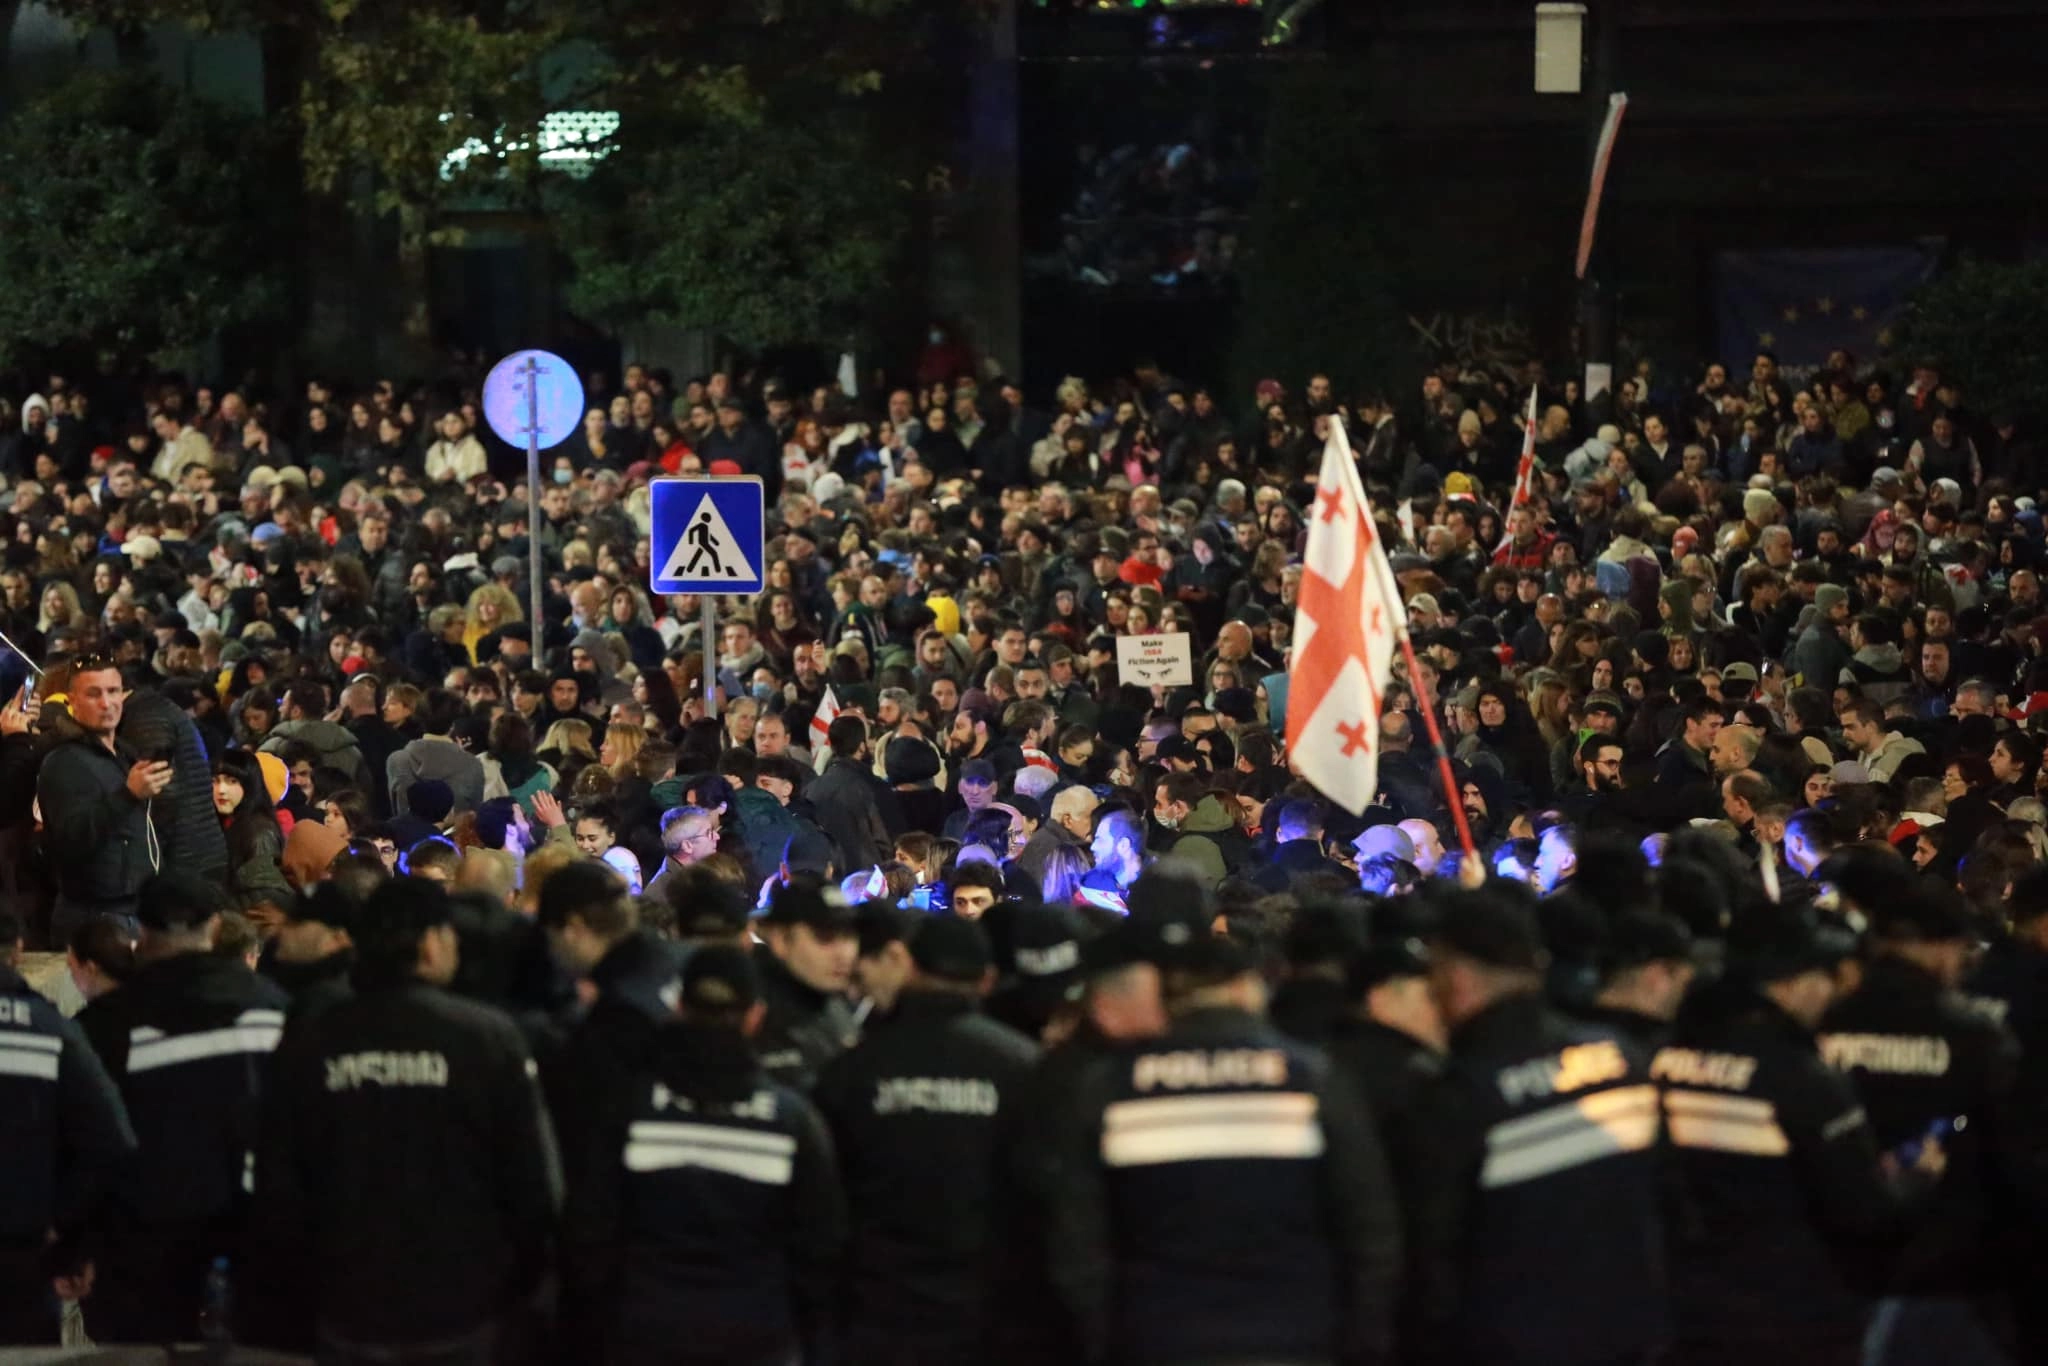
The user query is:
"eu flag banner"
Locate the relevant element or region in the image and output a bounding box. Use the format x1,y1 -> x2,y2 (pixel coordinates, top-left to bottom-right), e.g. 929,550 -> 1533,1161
1714,246 -> 1939,374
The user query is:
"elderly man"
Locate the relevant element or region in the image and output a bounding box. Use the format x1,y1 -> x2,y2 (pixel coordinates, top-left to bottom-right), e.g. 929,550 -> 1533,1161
1018,784 -> 1097,885
645,806 -> 720,901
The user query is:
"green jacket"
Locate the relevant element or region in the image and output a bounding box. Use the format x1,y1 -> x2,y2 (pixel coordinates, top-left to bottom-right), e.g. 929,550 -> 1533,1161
1164,794 -> 1248,887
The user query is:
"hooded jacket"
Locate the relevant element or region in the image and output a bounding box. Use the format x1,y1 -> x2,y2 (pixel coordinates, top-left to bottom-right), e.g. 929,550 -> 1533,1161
1163,793 -> 1249,886
1789,613 -> 1853,692
1841,642 -> 1912,708
261,717 -> 371,789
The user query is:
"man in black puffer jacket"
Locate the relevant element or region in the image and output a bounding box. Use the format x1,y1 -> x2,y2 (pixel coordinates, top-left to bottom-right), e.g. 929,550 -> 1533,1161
119,685 -> 229,890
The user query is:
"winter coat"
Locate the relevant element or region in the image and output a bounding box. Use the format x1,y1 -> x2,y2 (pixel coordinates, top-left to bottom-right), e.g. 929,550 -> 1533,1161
808,758 -> 893,873
117,689 -> 228,888
225,821 -> 293,910
261,718 -> 371,790
1163,794 -> 1250,887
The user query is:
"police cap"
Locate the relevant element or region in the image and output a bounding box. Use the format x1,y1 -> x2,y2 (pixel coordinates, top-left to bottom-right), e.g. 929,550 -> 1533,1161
681,943 -> 760,1015
1428,885 -> 1546,973
1725,906 -> 1860,983
910,915 -> 993,984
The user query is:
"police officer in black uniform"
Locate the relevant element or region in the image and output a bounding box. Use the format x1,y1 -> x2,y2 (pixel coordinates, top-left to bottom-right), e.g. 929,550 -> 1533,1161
813,915 -> 1040,1365
1654,905 -> 1938,1366
754,873 -> 862,1090
264,881 -> 359,1027
249,875 -> 561,1364
1817,883 -> 2027,1365
1326,933 -> 1445,1148
562,944 -> 846,1366
1269,900 -> 1371,1048
988,901 -> 1176,1366
76,868 -> 289,1343
1574,910 -> 1698,1051
0,909 -> 135,1345
1042,924 -> 1400,1366
535,860 -> 682,1178
1407,881 -> 1667,1366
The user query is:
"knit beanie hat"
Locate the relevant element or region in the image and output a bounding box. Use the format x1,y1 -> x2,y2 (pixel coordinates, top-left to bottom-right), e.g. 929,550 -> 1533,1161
1814,583 -> 1848,617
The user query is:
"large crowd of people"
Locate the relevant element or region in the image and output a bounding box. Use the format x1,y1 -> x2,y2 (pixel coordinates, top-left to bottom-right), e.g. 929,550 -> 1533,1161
0,340 -> 2046,1365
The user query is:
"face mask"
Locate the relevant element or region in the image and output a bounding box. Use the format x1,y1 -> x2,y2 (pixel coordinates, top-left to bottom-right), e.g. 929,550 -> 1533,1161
928,329 -> 945,346
750,682 -> 775,702
554,468 -> 572,484
1155,811 -> 1179,830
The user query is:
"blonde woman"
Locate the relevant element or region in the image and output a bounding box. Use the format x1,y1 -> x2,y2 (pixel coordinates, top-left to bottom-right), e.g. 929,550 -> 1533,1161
599,723 -> 645,781
462,582 -> 522,660
36,580 -> 82,635
535,717 -> 594,791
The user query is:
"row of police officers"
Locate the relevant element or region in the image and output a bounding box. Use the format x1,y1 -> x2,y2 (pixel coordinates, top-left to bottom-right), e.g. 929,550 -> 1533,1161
1,851 -> 2044,1365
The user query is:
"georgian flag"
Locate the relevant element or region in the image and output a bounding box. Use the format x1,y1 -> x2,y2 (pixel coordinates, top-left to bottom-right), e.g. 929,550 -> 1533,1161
1509,383 -> 1540,512
1288,417 -> 1406,815
810,684 -> 840,753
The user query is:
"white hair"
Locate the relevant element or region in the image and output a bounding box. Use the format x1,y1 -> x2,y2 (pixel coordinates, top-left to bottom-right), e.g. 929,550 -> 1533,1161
1050,785 -> 1098,824
1014,767 -> 1058,801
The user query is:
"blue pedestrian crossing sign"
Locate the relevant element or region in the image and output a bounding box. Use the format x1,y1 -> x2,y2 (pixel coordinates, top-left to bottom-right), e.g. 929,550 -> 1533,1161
649,477 -> 766,596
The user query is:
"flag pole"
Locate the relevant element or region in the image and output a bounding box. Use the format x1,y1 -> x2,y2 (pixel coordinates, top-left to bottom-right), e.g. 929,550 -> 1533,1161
1394,627 -> 1481,864
1364,542 -> 1481,863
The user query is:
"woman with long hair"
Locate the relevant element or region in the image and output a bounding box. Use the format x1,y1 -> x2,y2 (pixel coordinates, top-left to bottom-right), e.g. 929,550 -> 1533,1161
318,788 -> 374,840
600,723 -> 646,781
462,582 -> 522,662
231,686 -> 279,749
606,586 -> 666,671
36,580 -> 81,635
213,749 -> 291,911
633,667 -> 684,736
538,718 -> 598,790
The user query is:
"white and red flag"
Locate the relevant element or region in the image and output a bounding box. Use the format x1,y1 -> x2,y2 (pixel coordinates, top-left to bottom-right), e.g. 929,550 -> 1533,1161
809,684 -> 840,751
1289,417 -> 1406,815
1509,383 -> 1540,513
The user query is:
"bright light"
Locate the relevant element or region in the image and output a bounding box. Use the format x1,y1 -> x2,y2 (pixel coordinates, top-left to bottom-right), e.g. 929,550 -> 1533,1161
440,111 -> 621,181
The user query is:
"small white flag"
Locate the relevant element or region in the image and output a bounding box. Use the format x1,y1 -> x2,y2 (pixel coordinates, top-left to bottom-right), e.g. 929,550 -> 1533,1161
810,684 -> 840,753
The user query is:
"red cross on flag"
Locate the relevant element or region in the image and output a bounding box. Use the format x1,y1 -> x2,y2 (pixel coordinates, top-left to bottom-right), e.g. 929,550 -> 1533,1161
1288,416 -> 1406,815
1509,383 -> 1540,513
809,684 -> 840,751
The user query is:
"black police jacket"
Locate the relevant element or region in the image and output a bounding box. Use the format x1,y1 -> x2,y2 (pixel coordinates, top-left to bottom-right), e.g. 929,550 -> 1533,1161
1653,979 -> 1926,1354
264,947 -> 356,1028
1270,974 -> 1354,1048
542,931 -> 682,1181
249,980 -> 561,1347
753,945 -> 860,1092
1326,1017 -> 1446,1359
1818,954 -> 2032,1295
1407,992 -> 1667,1366
987,1023 -> 1117,1366
1042,1005 -> 1400,1366
812,990 -> 1040,1355
77,951 -> 289,1231
0,964 -> 136,1244
561,1019 -> 845,1366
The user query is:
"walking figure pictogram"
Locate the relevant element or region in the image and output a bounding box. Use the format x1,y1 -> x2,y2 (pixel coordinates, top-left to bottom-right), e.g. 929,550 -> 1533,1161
684,512 -> 729,577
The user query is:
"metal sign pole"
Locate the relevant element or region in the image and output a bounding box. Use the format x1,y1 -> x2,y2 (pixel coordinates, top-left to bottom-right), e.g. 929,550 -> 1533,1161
524,357 -> 544,650
701,595 -> 719,720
